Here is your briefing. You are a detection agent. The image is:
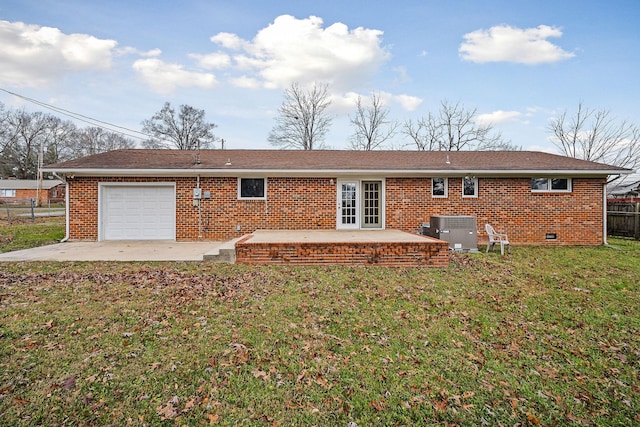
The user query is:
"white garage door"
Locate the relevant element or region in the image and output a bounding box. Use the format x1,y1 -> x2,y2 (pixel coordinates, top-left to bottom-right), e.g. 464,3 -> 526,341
101,184 -> 175,240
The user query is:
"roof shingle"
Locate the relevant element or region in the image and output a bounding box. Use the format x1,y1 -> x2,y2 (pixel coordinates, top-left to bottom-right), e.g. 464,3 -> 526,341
43,149 -> 632,176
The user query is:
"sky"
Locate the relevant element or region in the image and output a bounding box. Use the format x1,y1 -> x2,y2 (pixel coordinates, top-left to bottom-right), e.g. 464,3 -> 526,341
1,0 -> 639,154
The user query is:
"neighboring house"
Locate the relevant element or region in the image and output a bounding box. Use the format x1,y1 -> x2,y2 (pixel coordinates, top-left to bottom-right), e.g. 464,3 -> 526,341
608,179 -> 640,202
0,179 -> 65,205
42,149 -> 632,245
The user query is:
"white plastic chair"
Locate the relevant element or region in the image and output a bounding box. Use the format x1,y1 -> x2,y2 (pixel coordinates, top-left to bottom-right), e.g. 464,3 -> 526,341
485,224 -> 510,255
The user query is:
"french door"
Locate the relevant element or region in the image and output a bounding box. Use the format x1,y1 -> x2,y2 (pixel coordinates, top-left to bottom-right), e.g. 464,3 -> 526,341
336,179 -> 383,230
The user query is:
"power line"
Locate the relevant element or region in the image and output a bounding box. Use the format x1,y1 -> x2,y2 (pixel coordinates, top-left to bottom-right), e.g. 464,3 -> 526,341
0,87 -> 152,142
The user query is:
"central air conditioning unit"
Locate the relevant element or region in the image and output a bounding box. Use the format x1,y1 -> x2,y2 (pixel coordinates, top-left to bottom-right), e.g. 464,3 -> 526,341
422,215 -> 478,252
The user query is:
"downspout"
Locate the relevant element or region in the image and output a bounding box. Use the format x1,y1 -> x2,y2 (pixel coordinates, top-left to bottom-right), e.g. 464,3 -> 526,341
603,180 -> 607,245
53,172 -> 70,242
197,175 -> 202,239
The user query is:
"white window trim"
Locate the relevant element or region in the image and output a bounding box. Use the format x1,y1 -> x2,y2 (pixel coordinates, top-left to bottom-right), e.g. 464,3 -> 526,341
238,177 -> 267,200
462,177 -> 478,198
531,178 -> 572,193
432,177 -> 448,198
1,189 -> 17,197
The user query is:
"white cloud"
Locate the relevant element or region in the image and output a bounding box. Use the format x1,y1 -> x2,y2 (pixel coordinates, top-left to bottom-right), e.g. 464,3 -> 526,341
329,91 -> 361,113
210,32 -> 246,50
393,94 -> 423,111
189,52 -> 231,69
329,91 -> 422,114
117,46 -> 162,57
477,110 -> 522,125
210,15 -> 391,90
229,76 -> 261,89
132,58 -> 217,94
459,24 -> 575,64
0,19 -> 117,87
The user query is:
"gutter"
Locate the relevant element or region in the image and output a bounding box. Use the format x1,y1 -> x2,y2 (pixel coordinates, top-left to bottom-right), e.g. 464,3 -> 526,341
41,167 -> 634,178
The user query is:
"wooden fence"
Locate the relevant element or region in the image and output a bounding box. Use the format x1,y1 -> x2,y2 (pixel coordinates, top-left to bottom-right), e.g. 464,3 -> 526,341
607,201 -> 640,240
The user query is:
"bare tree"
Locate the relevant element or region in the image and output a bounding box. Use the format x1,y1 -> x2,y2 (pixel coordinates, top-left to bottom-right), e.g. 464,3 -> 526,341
268,82 -> 332,150
548,101 -> 640,175
403,100 -> 513,151
402,112 -> 442,151
0,109 -> 76,179
41,116 -> 77,165
349,92 -> 398,151
141,102 -> 218,150
72,127 -> 136,158
0,103 -> 139,179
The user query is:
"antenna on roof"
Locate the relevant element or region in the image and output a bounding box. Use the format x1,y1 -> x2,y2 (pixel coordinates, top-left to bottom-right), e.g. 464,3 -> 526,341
195,140 -> 201,164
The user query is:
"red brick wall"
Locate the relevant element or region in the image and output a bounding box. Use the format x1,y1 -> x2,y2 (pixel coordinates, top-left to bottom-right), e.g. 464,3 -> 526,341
385,177 -> 605,245
67,175 -> 606,245
192,177 -> 335,240
235,238 -> 450,267
0,186 -> 65,205
67,176 -> 336,241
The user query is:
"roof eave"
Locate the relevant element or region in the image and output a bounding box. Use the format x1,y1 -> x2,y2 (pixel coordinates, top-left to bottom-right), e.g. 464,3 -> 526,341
41,167 -> 631,178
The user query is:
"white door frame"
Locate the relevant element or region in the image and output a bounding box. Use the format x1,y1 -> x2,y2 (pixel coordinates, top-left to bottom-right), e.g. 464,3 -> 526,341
336,178 -> 385,230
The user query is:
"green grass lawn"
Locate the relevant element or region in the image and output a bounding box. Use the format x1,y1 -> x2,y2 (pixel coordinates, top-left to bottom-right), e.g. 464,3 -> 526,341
1,239 -> 639,426
0,217 -> 65,253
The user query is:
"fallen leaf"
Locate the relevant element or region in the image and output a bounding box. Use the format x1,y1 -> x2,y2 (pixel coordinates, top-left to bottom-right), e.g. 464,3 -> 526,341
526,412 -> 540,425
434,399 -> 448,412
157,397 -> 179,420
371,400 -> 387,411
253,368 -> 269,381
62,376 -> 76,390
183,397 -> 196,412
509,398 -> 519,409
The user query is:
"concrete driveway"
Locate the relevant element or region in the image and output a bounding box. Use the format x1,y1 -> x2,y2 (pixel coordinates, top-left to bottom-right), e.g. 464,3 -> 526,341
0,241 -> 225,262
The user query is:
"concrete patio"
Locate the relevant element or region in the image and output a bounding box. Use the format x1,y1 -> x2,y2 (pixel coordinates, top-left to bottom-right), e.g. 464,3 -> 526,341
0,230 -> 449,266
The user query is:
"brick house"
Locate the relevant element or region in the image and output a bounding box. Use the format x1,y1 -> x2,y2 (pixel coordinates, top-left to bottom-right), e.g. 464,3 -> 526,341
42,149 -> 632,246
0,179 -> 65,205
608,179 -> 640,202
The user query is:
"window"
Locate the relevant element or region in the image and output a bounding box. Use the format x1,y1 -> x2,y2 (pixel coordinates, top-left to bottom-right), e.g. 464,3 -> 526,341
531,178 -> 571,192
238,178 -> 266,199
463,177 -> 478,197
0,189 -> 16,197
432,178 -> 448,197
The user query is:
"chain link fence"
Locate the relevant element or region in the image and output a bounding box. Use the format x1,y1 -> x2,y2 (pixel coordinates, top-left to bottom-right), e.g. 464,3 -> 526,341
1,198 -> 65,225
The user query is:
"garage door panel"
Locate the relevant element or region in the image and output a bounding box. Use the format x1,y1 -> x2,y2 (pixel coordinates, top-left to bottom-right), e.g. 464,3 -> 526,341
101,185 -> 175,240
